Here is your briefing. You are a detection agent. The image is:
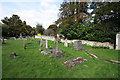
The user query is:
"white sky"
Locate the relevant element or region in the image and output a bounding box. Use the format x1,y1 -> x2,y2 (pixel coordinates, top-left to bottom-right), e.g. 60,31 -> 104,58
0,0 -> 63,29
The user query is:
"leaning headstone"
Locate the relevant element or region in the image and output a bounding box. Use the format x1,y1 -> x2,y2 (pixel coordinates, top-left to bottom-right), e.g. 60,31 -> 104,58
64,39 -> 68,47
74,41 -> 83,50
46,39 -> 48,48
116,33 -> 120,50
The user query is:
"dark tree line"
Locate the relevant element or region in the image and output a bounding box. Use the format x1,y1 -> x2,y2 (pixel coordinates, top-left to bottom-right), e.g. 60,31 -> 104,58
1,14 -> 35,38
55,1 -> 120,44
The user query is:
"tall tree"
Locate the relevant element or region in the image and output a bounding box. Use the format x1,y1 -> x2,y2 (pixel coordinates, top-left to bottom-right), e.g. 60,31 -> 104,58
56,1 -> 89,25
1,14 -> 35,37
90,2 -> 120,43
35,24 -> 45,35
1,14 -> 23,37
55,1 -> 90,39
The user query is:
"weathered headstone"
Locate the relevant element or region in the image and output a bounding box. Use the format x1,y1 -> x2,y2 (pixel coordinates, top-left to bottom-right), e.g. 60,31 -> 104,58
20,33 -> 22,40
41,49 -> 63,58
62,57 -> 87,69
9,52 -> 19,58
116,33 -> 120,50
46,39 -> 48,48
64,39 -> 68,47
74,41 -> 83,50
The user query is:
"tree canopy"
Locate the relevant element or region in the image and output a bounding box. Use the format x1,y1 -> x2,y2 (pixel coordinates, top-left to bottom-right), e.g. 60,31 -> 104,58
1,14 -> 35,37
35,24 -> 45,35
56,1 -> 120,44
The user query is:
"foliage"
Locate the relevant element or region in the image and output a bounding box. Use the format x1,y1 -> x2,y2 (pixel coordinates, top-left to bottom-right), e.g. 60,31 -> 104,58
48,24 -> 59,38
43,29 -> 55,36
35,24 -> 45,35
90,2 -> 120,43
55,1 -> 89,25
1,14 -> 35,37
57,2 -> 120,43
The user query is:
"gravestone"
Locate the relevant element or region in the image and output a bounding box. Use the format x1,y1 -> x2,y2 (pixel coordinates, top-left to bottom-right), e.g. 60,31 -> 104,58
20,33 -> 22,40
46,39 -> 48,48
116,33 -> 120,50
64,39 -> 68,47
9,52 -> 19,58
41,49 -> 63,58
35,41 -> 40,43
62,57 -> 87,69
74,41 -> 83,50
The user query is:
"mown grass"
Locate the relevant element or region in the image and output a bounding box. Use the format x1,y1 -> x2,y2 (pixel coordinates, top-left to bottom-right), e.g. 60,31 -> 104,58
89,49 -> 119,61
2,39 -> 119,78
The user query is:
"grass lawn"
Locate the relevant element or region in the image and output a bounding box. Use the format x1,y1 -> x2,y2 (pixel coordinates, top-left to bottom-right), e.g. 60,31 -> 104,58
2,39 -> 120,78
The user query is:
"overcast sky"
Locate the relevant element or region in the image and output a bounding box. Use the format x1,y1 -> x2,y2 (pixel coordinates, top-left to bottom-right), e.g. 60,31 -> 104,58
0,0 -> 63,29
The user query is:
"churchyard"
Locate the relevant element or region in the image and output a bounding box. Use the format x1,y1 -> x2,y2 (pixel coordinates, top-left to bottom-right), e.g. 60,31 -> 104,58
1,1 -> 120,79
2,38 -> 120,78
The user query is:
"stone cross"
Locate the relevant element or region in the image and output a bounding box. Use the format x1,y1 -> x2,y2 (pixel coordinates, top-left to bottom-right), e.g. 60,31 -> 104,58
64,39 -> 68,47
46,39 -> 48,48
116,33 -> 120,50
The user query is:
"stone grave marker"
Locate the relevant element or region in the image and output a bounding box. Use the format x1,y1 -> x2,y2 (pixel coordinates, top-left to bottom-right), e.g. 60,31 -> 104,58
9,52 -> 19,58
20,33 -> 22,40
62,57 -> 87,69
46,39 -> 48,48
64,39 -> 68,47
41,49 -> 63,58
74,41 -> 83,50
116,33 -> 120,50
